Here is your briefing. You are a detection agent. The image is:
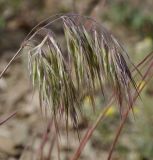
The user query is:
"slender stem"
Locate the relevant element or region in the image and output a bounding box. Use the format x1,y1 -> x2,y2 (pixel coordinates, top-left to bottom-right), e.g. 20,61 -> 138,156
132,51 -> 153,73
46,133 -> 56,160
0,47 -> 23,79
107,108 -> 129,160
107,60 -> 153,160
38,119 -> 53,159
71,97 -> 114,160
0,111 -> 17,125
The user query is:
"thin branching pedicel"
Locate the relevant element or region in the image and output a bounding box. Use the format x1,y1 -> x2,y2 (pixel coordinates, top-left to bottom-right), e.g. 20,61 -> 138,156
25,14 -> 138,128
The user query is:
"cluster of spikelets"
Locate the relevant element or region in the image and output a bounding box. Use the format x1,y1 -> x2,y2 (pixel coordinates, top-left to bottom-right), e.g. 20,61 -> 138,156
25,14 -> 137,127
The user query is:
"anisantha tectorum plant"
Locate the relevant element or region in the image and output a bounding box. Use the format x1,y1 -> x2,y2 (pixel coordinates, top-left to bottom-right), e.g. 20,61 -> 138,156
0,13 -> 142,160
22,14 -> 138,127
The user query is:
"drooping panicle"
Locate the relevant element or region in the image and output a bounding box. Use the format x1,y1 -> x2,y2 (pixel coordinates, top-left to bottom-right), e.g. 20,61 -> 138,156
25,14 -> 138,126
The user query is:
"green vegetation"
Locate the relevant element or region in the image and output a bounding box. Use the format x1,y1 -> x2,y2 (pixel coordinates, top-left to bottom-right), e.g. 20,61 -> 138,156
103,1 -> 153,37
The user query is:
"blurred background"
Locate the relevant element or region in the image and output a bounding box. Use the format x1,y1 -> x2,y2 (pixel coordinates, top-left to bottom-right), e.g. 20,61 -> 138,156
0,0 -> 153,160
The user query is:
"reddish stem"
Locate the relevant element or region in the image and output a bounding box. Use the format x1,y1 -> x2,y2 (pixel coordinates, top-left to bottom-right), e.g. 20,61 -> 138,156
0,111 -> 17,125
107,59 -> 153,160
70,98 -> 114,160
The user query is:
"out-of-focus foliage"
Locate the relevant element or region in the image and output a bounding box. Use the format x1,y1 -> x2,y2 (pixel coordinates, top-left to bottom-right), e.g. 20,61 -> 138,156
0,17 -> 5,29
6,0 -> 21,8
134,37 -> 153,64
103,0 -> 153,37
0,0 -> 21,29
0,0 -> 21,13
